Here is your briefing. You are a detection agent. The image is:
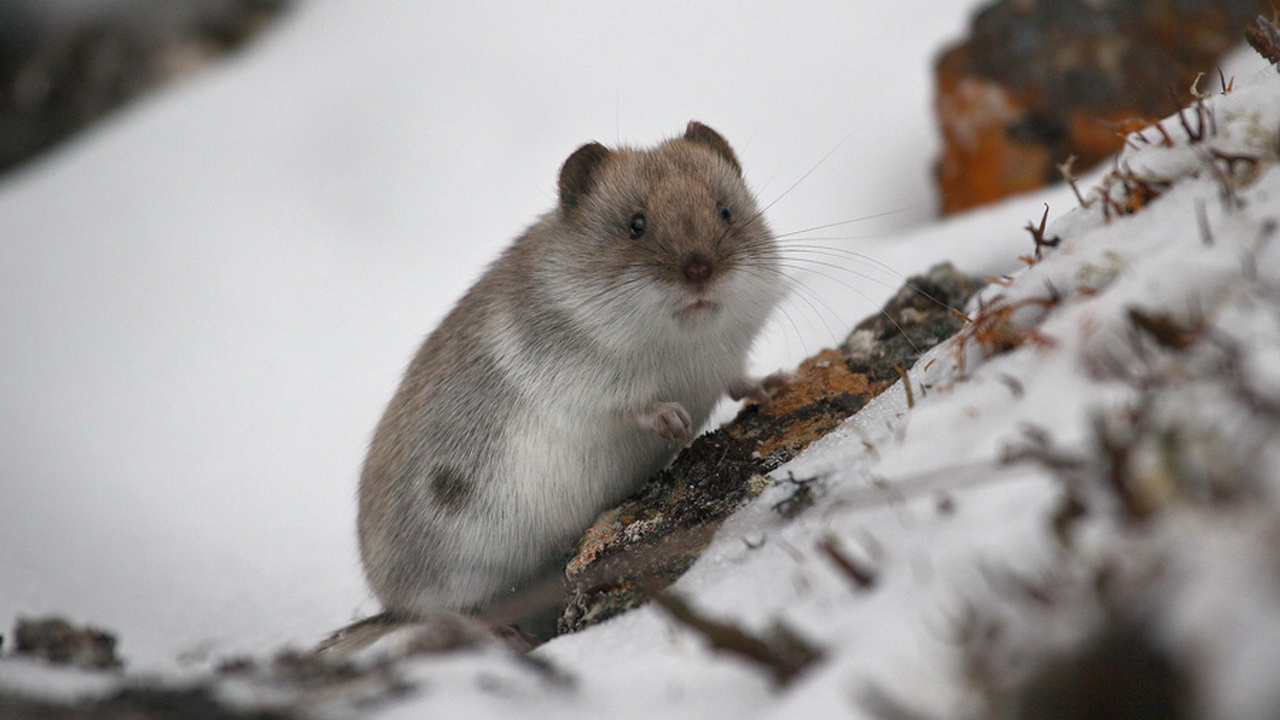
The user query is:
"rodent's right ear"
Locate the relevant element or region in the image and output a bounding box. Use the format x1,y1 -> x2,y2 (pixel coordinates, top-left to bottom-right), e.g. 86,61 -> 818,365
558,142 -> 611,214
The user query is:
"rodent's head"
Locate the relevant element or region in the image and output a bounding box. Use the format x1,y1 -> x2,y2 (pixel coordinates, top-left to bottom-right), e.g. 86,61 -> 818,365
548,121 -> 783,337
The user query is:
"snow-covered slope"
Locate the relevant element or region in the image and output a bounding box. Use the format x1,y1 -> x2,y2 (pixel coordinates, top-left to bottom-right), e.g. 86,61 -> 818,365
372,64 -> 1280,720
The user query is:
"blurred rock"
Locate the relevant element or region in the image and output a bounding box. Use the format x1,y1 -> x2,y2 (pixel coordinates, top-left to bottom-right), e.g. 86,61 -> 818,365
935,0 -> 1264,214
1012,622 -> 1189,720
12,615 -> 121,670
0,686 -> 298,720
0,0 -> 287,175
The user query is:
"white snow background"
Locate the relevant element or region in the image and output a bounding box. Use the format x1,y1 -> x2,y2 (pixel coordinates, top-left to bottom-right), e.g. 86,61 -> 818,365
2,0 -> 1278,717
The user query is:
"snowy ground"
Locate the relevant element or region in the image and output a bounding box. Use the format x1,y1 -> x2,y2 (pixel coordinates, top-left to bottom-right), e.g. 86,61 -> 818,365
2,0 -> 1278,717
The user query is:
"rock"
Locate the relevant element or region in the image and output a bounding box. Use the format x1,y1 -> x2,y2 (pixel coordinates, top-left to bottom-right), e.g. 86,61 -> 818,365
935,0 -> 1265,214
12,616 -> 122,670
842,262 -> 985,381
0,0 -> 288,175
557,264 -> 986,635
1010,622 -> 1187,720
0,686 -> 298,720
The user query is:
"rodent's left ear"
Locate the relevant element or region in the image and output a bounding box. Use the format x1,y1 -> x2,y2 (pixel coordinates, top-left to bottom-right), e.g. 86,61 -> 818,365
684,121 -> 742,176
558,141 -> 611,214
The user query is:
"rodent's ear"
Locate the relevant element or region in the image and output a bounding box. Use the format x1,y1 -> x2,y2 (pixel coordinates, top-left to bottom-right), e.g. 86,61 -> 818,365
558,141 -> 611,214
684,121 -> 742,176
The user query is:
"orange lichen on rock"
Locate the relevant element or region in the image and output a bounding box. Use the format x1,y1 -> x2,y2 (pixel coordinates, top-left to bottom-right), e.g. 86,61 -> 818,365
751,415 -> 841,462
936,51 -> 1054,213
565,514 -> 623,578
734,349 -> 889,462
763,349 -> 876,416
934,0 -> 1262,215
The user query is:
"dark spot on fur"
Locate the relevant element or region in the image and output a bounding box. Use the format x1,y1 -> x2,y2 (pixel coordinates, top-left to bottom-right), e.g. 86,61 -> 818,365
517,299 -> 592,361
431,465 -> 475,512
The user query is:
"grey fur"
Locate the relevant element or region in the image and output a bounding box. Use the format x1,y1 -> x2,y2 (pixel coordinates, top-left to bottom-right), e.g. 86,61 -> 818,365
358,122 -> 785,618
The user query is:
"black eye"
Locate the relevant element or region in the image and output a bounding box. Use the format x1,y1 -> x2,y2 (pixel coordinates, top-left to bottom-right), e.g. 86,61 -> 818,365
628,213 -> 647,239
717,204 -> 733,223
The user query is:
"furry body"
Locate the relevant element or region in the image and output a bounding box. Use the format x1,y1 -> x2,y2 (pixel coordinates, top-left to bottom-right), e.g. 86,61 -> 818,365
358,122 -> 784,616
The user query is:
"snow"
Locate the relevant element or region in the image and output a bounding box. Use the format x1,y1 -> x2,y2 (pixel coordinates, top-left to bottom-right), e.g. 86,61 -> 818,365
3,0 -> 1279,717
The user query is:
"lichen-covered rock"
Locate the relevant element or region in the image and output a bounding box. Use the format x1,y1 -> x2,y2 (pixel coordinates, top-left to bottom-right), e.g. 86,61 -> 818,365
935,0 -> 1264,214
557,263 -> 986,635
842,262 -> 985,381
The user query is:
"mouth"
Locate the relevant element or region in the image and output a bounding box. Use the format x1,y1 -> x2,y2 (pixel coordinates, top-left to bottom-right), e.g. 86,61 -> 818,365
674,297 -> 720,321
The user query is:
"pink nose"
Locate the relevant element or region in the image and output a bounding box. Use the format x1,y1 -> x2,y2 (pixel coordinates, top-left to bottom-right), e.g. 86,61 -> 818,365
682,253 -> 713,285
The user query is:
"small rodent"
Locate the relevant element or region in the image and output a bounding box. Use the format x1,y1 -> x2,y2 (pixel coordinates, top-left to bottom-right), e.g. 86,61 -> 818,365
358,121 -> 786,620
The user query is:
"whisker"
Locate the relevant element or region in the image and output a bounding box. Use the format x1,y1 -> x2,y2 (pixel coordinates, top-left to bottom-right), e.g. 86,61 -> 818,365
770,257 -> 903,294
775,277 -> 842,349
775,263 -> 924,356
772,243 -> 910,279
771,203 -> 925,240
757,131 -> 856,217
762,302 -> 805,363
768,249 -> 961,317
729,260 -> 842,349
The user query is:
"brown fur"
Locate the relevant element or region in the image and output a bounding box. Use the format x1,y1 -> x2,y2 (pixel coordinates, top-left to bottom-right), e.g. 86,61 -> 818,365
357,122 -> 784,621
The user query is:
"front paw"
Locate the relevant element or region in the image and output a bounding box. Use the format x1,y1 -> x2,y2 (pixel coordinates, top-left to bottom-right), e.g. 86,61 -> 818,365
635,401 -> 694,443
728,370 -> 792,404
